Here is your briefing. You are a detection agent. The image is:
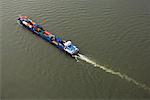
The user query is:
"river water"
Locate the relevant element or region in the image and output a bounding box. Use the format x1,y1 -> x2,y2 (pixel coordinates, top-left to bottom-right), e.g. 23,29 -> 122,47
1,0 -> 150,99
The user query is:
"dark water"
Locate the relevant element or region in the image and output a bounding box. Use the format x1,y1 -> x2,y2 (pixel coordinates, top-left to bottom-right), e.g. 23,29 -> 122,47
1,0 -> 150,99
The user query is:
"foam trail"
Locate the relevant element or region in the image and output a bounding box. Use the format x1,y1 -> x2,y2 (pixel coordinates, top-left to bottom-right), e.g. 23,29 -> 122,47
75,53 -> 150,92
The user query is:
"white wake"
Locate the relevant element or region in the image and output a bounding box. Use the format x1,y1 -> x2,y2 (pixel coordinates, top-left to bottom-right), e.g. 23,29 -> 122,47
75,53 -> 150,92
